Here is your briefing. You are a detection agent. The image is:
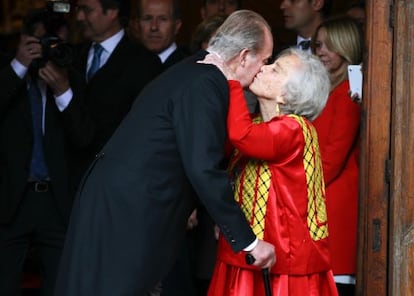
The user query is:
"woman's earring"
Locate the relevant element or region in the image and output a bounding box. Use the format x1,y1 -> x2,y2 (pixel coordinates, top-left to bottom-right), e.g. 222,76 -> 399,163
275,103 -> 280,115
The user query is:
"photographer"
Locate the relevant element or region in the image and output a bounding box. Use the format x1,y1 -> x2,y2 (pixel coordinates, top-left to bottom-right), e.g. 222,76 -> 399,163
0,8 -> 85,296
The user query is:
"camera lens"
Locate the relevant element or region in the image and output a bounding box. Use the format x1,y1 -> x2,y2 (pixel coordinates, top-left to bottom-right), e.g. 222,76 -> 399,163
48,41 -> 73,67
37,36 -> 73,67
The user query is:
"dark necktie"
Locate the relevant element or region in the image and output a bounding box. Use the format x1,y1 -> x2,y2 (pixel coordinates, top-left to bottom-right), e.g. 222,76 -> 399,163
28,78 -> 49,181
298,40 -> 311,51
87,43 -> 104,80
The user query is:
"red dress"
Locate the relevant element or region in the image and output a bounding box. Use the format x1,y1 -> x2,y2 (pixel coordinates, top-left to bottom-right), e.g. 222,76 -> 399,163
207,81 -> 338,296
312,80 -> 361,275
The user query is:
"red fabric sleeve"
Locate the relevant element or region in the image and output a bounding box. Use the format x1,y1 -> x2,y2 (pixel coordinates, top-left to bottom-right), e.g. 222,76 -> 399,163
226,80 -> 302,161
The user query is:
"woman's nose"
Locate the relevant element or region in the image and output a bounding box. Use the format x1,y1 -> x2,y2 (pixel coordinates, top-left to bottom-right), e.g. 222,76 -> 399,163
316,47 -> 326,57
260,65 -> 270,72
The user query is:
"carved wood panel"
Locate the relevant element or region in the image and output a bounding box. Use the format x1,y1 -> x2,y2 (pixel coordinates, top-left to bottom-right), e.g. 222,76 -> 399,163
389,0 -> 414,295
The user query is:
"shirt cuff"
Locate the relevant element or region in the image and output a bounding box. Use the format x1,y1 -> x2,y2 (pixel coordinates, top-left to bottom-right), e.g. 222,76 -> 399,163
243,238 -> 258,252
11,58 -> 28,79
55,88 -> 73,111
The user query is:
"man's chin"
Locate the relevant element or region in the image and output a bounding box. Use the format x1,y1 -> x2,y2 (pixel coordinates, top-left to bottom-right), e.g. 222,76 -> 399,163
144,42 -> 163,54
79,29 -> 92,40
284,21 -> 295,30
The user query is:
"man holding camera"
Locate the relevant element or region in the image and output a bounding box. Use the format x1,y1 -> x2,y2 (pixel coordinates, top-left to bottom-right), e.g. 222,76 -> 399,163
0,8 -> 85,296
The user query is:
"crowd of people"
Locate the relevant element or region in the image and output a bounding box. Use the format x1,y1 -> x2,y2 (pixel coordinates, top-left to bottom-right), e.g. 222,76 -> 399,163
0,0 -> 365,295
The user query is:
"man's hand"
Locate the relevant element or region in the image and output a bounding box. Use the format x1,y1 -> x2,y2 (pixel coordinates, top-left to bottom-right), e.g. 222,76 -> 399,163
198,53 -> 236,80
16,35 -> 42,67
186,208 -> 198,230
38,62 -> 70,96
248,240 -> 276,270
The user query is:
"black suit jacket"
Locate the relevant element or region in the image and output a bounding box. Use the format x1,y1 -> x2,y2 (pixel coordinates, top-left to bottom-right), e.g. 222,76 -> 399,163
162,47 -> 189,70
62,35 -> 163,181
55,51 -> 256,295
0,64 -> 85,224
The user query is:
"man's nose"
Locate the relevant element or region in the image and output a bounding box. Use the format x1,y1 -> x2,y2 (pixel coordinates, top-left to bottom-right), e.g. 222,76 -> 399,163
76,10 -> 85,21
150,19 -> 159,31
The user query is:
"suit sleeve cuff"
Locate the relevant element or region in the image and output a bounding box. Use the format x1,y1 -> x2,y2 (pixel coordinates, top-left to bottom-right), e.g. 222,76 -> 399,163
55,88 -> 73,111
11,58 -> 28,79
243,238 -> 258,252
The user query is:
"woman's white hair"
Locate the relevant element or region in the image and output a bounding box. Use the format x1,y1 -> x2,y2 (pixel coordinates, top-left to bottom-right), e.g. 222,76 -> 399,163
279,48 -> 330,121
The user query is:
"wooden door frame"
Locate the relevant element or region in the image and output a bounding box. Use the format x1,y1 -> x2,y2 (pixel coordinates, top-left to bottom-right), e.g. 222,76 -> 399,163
358,0 -> 414,294
357,0 -> 393,294
388,0 -> 414,294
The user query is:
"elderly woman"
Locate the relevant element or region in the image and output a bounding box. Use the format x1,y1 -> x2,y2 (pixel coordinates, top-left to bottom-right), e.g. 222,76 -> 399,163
201,48 -> 338,295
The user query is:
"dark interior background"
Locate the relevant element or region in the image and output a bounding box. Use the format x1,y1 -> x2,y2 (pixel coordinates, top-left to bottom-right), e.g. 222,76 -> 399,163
174,0 -> 350,49
0,0 -> 352,53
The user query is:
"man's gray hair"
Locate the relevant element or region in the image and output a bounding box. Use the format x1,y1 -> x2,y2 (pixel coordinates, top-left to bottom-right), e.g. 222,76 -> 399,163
279,48 -> 330,121
207,10 -> 271,61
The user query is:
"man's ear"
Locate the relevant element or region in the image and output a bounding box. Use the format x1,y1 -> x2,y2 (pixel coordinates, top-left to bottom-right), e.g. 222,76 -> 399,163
312,0 -> 324,12
174,19 -> 182,35
200,8 -> 206,20
239,48 -> 250,67
105,8 -> 119,22
129,18 -> 141,39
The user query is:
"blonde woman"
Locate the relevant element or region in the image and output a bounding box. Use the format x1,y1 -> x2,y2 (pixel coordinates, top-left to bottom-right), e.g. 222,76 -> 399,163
312,16 -> 363,296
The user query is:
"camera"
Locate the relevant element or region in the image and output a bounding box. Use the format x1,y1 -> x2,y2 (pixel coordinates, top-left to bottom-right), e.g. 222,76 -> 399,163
24,1 -> 73,69
37,35 -> 73,68
46,0 -> 71,13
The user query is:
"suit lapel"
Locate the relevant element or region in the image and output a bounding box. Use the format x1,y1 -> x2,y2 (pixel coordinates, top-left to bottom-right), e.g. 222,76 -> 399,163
86,36 -> 129,83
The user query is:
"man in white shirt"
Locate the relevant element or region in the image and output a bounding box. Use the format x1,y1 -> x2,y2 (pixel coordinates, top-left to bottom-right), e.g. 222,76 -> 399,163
137,0 -> 188,69
280,0 -> 332,52
0,9 -> 84,296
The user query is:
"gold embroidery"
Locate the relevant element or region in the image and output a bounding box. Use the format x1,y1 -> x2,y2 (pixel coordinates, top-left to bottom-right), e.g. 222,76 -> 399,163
234,160 -> 271,240
289,115 -> 328,241
231,115 -> 270,240
229,114 -> 328,242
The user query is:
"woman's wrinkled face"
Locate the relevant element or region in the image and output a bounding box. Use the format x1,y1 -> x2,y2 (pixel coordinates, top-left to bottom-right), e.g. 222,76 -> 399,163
249,54 -> 300,103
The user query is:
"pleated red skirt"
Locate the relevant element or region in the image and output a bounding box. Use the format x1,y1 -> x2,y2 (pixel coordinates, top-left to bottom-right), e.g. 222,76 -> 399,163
207,261 -> 339,296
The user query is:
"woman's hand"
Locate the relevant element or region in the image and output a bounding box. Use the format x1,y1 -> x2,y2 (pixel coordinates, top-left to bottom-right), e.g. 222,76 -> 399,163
198,53 -> 236,80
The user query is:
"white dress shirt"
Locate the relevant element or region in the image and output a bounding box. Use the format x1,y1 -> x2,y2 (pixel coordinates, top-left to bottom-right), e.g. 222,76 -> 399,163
158,42 -> 177,64
297,36 -> 312,53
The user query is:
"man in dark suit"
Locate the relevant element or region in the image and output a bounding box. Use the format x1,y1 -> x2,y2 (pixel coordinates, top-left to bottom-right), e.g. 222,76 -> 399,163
0,9 -> 85,296
279,0 -> 332,52
61,0 -> 162,181
136,0 -> 188,70
200,0 -> 241,20
54,10 -> 275,296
